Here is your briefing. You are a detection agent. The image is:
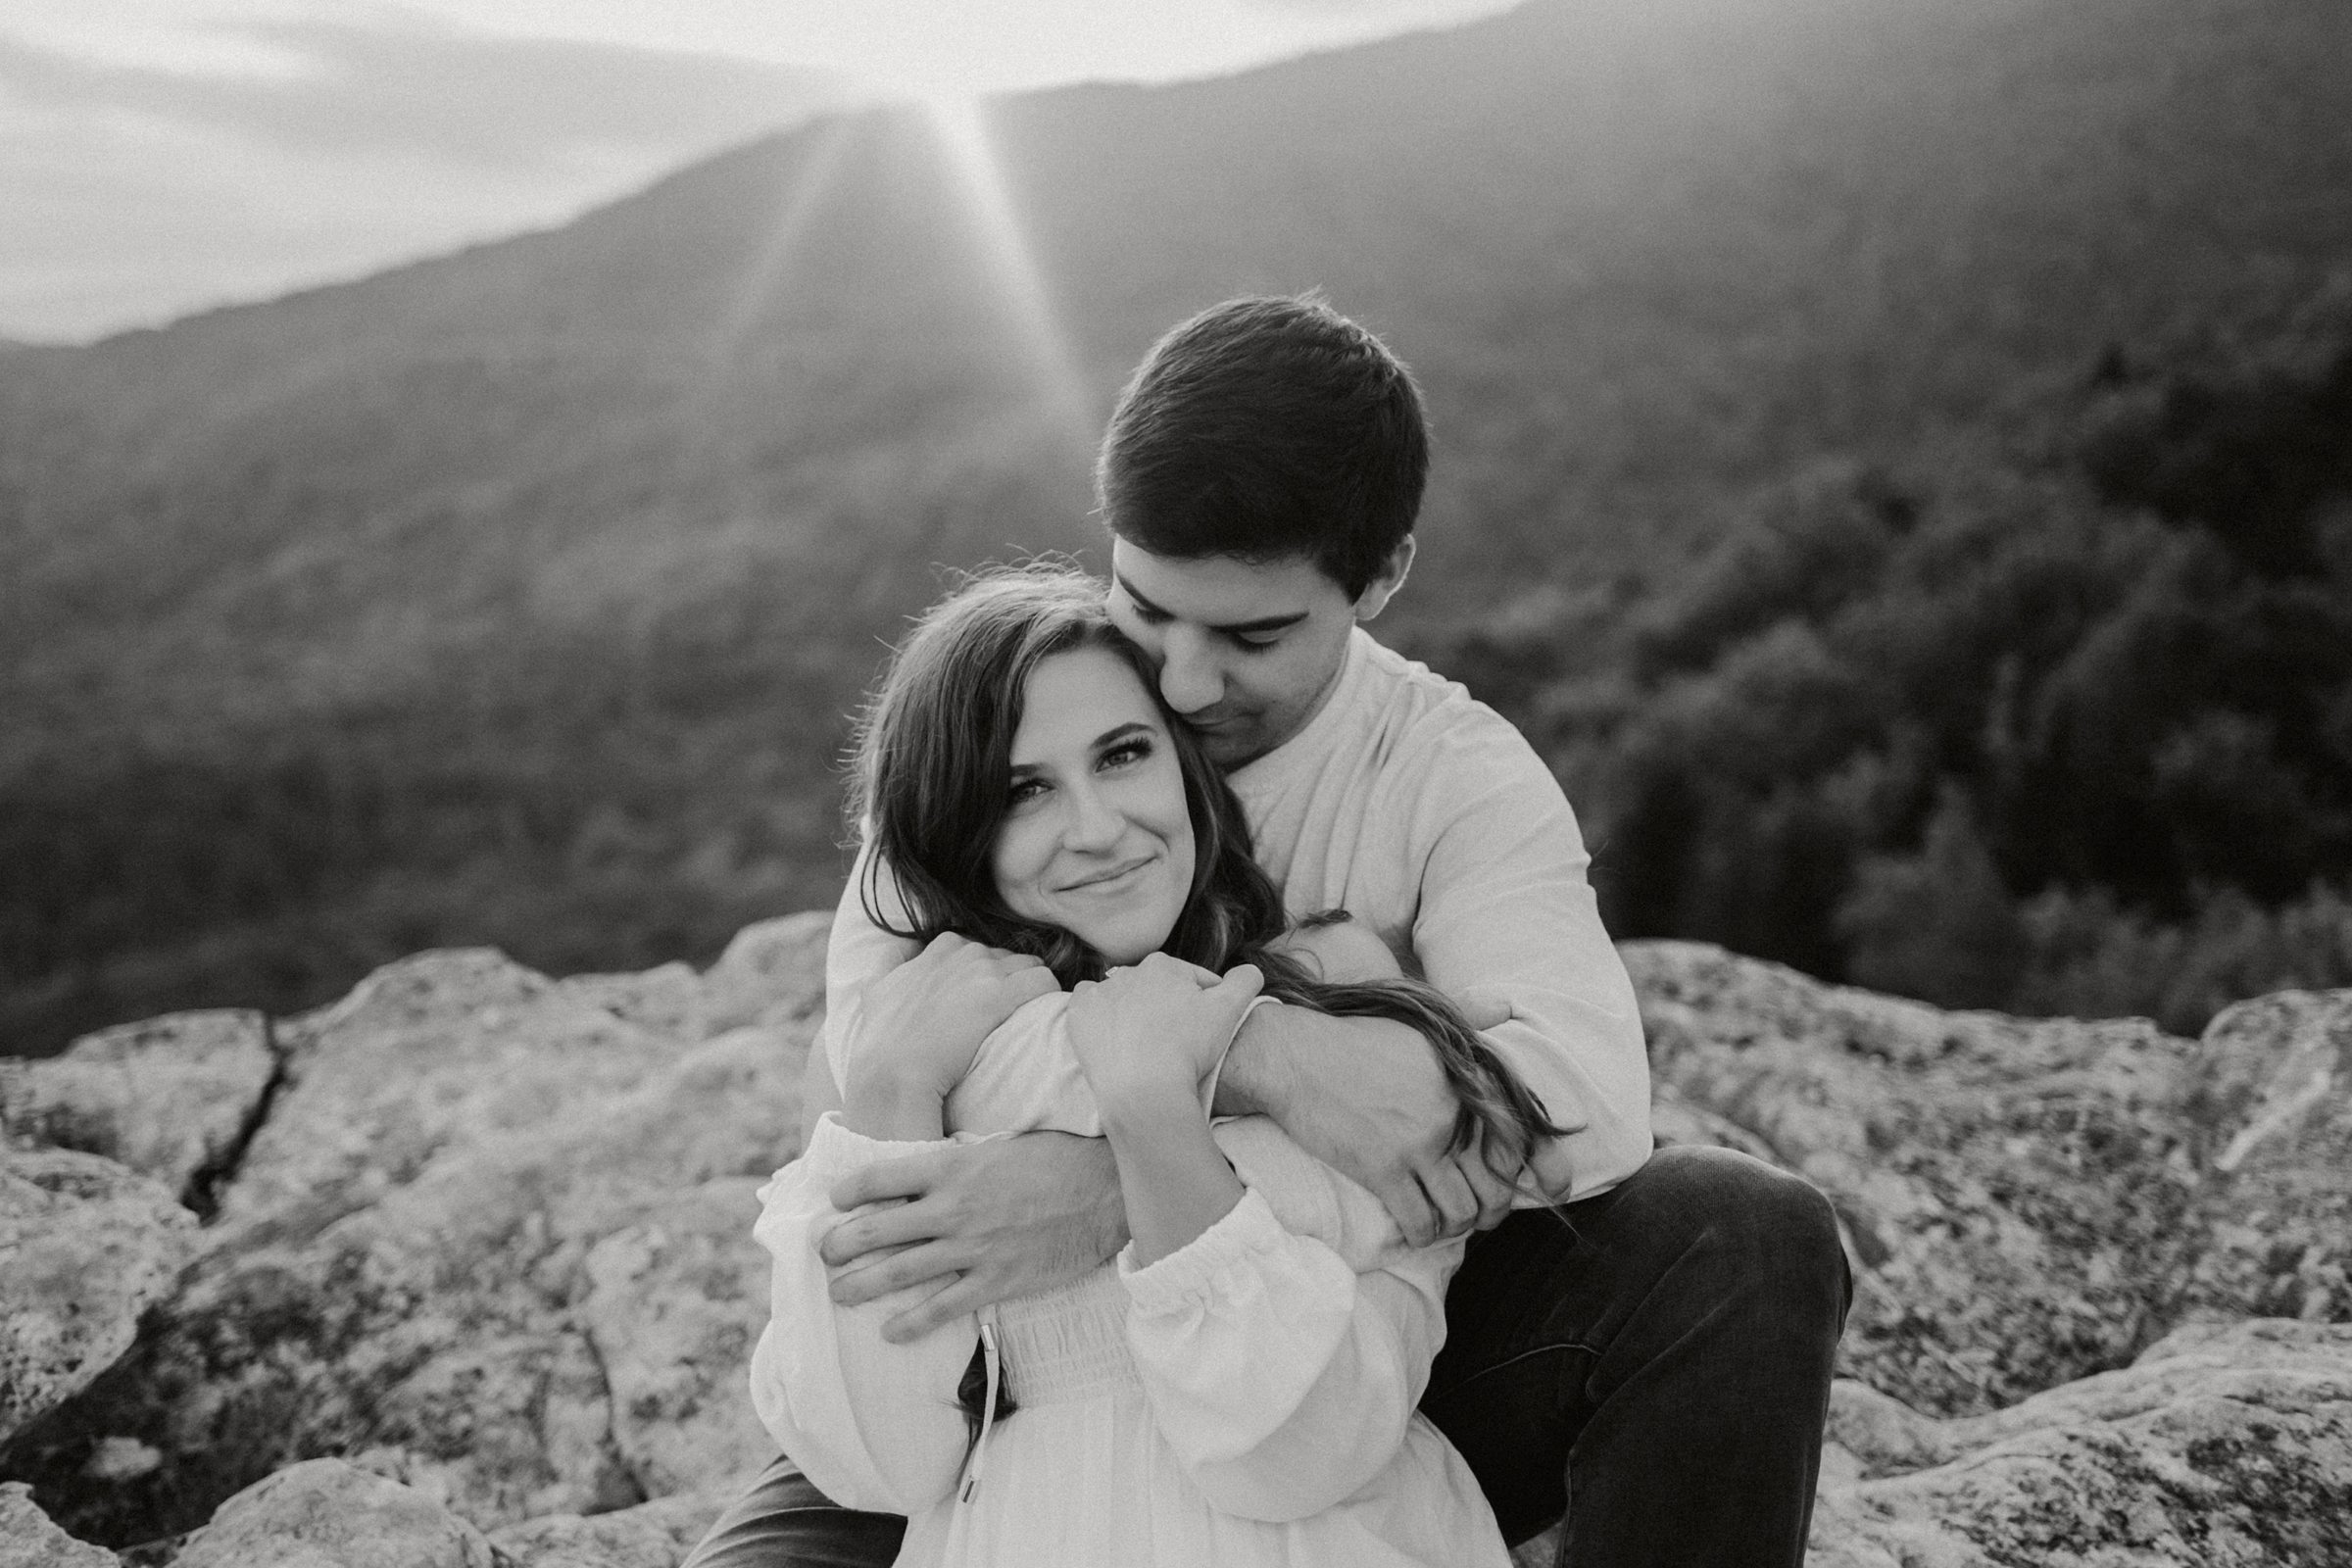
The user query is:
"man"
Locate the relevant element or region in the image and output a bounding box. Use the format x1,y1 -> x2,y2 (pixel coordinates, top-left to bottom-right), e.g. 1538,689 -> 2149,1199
690,296 -> 1848,1566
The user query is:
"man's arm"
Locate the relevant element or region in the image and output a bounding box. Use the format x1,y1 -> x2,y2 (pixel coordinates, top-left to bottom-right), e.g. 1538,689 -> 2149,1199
1400,730 -> 1652,1200
1210,915 -> 1495,1245
1214,1005 -> 1480,1246
1219,719 -> 1651,1238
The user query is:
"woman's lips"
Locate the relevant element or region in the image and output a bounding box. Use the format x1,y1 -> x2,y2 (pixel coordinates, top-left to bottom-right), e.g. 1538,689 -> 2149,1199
1059,856 -> 1154,894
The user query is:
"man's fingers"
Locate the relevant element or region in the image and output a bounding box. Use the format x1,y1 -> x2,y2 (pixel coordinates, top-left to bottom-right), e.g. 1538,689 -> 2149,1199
1421,1159 -> 1483,1241
1460,1147 -> 1521,1232
1378,1174 -> 1443,1250
817,1198 -> 934,1268
827,1238 -> 967,1307
881,1268 -> 997,1344
817,1237 -> 917,1297
828,1144 -> 954,1213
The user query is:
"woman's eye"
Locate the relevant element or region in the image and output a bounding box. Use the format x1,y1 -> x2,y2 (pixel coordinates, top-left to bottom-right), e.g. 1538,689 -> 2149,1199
1008,777 -> 1048,805
1099,742 -> 1147,769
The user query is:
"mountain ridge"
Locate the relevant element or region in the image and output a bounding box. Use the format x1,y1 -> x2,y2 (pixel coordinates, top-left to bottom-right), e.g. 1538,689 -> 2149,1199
4,0 -> 2348,1052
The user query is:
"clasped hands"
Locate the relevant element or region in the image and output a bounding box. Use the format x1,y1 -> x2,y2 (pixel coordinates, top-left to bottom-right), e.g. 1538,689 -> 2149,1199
819,932 -> 1522,1343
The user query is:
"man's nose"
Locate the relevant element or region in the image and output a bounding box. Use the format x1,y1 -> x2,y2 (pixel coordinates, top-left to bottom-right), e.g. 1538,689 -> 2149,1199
1155,629 -> 1223,715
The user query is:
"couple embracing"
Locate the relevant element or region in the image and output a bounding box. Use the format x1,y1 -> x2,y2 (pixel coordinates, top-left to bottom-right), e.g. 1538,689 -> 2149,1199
695,297 -> 1851,1567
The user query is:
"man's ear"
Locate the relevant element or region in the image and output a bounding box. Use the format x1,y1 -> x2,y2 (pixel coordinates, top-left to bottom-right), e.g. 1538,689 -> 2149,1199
1351,536 -> 1415,622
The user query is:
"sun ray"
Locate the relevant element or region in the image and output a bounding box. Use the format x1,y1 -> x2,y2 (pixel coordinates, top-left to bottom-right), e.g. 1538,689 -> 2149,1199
909,91 -> 1100,457
702,113 -> 858,374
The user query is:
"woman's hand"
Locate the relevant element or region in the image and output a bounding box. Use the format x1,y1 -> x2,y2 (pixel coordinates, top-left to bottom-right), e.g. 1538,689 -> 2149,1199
1067,954 -> 1265,1115
840,933 -> 1058,1139
1068,953 -> 1260,1266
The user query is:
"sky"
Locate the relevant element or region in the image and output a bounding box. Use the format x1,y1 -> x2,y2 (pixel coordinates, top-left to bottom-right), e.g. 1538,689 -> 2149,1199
0,0 -> 1511,343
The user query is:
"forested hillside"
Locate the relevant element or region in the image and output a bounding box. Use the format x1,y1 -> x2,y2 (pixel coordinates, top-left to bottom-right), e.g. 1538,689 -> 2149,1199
1436,283 -> 2352,1033
4,0 -> 2348,1052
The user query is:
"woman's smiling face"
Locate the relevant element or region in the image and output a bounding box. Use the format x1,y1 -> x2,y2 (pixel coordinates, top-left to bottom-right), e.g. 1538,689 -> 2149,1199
991,645 -> 1196,965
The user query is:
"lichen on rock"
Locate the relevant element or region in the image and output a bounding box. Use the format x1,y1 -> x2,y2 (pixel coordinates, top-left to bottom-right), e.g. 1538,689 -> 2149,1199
0,1149 -> 196,1447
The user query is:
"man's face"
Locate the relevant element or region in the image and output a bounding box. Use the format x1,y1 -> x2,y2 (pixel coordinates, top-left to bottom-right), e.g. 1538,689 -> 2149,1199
1106,539 -> 1367,769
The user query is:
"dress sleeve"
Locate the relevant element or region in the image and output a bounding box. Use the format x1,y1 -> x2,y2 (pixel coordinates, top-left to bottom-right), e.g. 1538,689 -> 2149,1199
1117,1120 -> 1459,1522
815,841 -> 922,1095
747,1114 -> 979,1513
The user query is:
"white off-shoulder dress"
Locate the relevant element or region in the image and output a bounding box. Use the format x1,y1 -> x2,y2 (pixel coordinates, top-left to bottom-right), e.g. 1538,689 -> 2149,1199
747,993 -> 1512,1567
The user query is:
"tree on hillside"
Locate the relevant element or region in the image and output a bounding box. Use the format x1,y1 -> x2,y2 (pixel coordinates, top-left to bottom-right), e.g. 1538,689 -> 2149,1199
1492,289 -> 2352,1032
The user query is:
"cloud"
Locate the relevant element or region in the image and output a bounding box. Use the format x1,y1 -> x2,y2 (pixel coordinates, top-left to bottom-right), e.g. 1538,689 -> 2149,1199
0,15 -> 872,340
0,15 -> 857,174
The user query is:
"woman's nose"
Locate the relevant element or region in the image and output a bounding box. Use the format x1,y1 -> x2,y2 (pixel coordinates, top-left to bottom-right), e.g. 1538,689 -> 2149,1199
1061,784 -> 1124,851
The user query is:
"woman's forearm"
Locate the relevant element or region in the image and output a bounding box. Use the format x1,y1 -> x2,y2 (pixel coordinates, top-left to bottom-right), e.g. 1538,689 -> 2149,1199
1098,1089 -> 1244,1267
840,1067 -> 947,1141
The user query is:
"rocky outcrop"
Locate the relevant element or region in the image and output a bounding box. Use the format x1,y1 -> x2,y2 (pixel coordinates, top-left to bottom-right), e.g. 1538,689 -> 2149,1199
169,1459 -> 498,1568
0,1482 -> 118,1567
2,924 -> 2345,1565
2178,987 -> 2350,1326
1625,942 -> 2352,1566
1628,942 -> 2352,1418
1809,1318 -> 2352,1565
0,914 -> 827,1554
1,1010 -> 275,1205
0,1151 -> 196,1447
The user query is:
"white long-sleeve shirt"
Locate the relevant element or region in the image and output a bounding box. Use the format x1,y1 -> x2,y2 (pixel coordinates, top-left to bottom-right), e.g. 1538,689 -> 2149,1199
819,626 -> 1653,1201
750,994 -> 1512,1566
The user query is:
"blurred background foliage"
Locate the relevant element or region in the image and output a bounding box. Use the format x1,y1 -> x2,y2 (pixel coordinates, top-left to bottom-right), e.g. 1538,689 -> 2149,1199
3,0 -> 2349,1053
1432,282 -> 2352,1032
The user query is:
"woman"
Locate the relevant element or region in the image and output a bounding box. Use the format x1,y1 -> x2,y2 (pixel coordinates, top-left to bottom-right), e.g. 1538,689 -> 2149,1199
748,563 -> 1556,1566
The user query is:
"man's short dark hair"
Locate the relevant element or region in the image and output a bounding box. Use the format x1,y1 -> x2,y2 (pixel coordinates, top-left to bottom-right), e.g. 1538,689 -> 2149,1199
1095,294 -> 1429,600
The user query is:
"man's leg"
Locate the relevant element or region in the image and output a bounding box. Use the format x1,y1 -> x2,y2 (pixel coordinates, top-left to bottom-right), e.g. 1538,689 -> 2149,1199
678,1454 -> 905,1568
1421,1145 -> 1851,1568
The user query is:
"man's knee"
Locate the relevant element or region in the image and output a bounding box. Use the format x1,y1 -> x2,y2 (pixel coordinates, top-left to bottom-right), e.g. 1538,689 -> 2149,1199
1637,1145 -> 1851,1327
680,1456 -> 905,1568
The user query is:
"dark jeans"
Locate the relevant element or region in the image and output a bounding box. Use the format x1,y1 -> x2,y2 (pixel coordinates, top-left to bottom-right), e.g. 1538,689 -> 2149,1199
684,1145 -> 1851,1568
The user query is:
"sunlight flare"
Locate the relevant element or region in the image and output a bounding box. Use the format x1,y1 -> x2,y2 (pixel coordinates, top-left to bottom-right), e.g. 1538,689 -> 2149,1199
910,90 -> 1099,454
704,115 -> 858,370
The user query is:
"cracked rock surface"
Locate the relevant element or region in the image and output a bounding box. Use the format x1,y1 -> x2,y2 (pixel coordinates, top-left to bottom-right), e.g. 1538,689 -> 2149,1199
5,922 -> 2348,1567
1,1010 -> 275,1205
0,914 -> 825,1553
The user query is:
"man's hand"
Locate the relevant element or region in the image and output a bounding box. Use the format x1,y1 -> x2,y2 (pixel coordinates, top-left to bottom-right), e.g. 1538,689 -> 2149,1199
819,1131 -> 1124,1342
1220,985 -> 1524,1247
839,932 -> 1058,1116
